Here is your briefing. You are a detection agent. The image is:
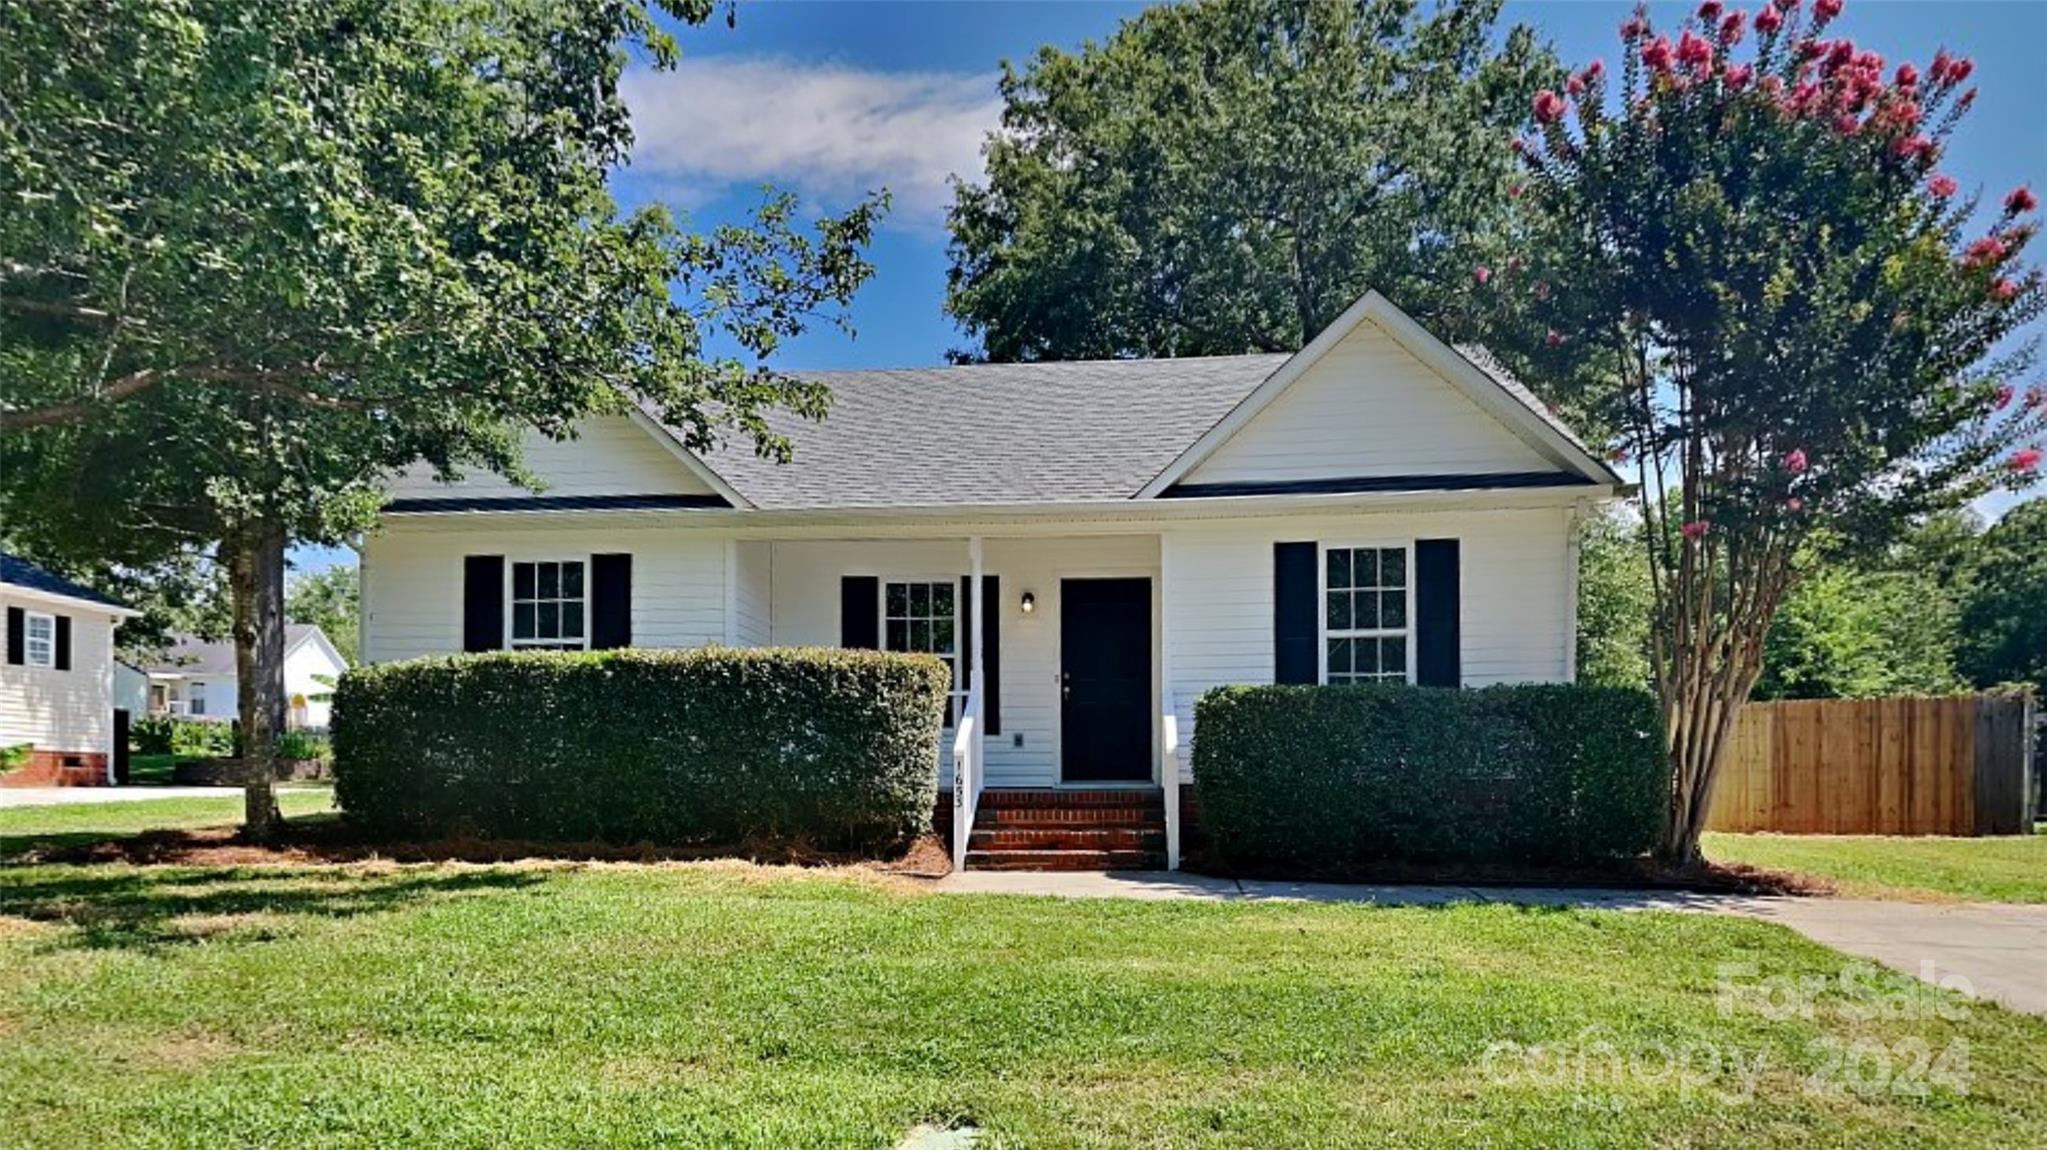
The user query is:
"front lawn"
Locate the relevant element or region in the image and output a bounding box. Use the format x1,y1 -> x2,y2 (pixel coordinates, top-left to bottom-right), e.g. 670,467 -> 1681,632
2,864 -> 2042,1148
1706,831 -> 2047,903
0,789 -> 334,858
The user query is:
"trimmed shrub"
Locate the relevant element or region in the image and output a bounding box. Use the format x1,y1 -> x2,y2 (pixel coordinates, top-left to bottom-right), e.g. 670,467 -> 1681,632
130,715 -> 237,758
332,646 -> 950,851
1192,683 -> 1667,871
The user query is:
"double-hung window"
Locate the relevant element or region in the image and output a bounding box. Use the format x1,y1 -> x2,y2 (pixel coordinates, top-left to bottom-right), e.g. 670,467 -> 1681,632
883,579 -> 962,725
188,681 -> 207,716
511,560 -> 587,650
1323,545 -> 1410,684
23,612 -> 54,669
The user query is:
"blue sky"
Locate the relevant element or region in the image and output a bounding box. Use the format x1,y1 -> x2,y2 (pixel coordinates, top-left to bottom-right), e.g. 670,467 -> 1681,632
302,0 -> 2045,571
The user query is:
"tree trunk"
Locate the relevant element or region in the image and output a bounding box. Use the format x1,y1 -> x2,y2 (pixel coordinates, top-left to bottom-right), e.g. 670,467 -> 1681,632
226,519 -> 287,841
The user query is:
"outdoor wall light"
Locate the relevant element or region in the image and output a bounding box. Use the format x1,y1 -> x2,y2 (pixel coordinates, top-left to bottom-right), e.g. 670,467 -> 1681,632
1020,591 -> 1036,615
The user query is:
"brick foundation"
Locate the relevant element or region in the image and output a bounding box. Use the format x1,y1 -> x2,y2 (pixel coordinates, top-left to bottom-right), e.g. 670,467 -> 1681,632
2,750 -> 111,787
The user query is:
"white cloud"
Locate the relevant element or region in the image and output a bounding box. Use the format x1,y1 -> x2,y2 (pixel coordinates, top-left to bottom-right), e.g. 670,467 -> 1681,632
621,56 -> 1003,229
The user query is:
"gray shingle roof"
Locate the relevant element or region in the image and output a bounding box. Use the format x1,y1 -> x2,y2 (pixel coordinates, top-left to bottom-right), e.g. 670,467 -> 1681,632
691,354 -> 1289,508
137,624 -> 326,676
0,552 -> 133,611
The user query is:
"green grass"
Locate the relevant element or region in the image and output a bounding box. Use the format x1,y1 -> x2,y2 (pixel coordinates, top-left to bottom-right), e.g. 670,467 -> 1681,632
0,789 -> 334,857
1706,830 -> 2047,903
1,863 -> 2042,1148
125,753 -> 181,785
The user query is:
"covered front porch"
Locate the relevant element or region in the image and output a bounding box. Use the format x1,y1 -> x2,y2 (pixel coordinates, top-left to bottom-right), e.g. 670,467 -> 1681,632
736,530 -> 1186,869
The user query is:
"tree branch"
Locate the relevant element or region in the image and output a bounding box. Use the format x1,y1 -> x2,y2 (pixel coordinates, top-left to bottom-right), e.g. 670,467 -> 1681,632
0,363 -> 360,430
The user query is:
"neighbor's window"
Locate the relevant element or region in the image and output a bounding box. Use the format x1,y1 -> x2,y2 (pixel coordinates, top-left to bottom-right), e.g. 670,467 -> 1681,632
23,612 -> 54,668
883,580 -> 962,724
1323,545 -> 1410,684
188,681 -> 207,716
511,560 -> 587,650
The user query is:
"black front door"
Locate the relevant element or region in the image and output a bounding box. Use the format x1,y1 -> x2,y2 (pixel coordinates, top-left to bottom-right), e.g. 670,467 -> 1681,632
1060,578 -> 1152,782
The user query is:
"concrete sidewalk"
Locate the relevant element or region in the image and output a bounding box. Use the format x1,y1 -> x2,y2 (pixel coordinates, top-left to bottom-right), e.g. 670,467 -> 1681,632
934,870 -> 2047,1016
0,785 -> 320,809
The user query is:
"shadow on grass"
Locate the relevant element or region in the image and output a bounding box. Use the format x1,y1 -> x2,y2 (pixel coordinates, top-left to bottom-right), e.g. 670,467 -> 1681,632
0,864 -> 543,954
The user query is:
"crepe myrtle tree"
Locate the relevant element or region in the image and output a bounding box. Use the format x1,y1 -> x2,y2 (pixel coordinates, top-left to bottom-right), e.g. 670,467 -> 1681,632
1472,0 -> 2046,864
0,0 -> 881,837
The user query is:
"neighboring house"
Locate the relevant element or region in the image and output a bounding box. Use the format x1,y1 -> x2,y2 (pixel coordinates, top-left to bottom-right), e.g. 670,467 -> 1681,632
360,291 -> 1622,866
138,624 -> 350,729
1,553 -> 140,785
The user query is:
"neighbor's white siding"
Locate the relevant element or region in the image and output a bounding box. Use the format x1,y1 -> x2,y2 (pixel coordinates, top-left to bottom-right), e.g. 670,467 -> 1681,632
1162,506 -> 1575,779
768,535 -> 1160,788
0,592 -> 118,756
360,522 -> 728,662
384,416 -> 716,501
284,640 -> 346,728
1183,319 -> 1553,485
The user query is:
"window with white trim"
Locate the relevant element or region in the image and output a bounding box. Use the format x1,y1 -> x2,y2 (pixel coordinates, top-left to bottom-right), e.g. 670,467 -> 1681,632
23,612 -> 54,668
883,580 -> 962,725
1323,545 -> 1410,684
188,681 -> 207,716
511,560 -> 587,650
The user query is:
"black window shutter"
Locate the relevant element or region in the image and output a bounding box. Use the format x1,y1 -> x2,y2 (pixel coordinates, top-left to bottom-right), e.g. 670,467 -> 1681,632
54,615 -> 71,671
981,575 -> 1001,735
840,576 -> 879,648
462,555 -> 505,652
1415,538 -> 1462,687
5,607 -> 22,665
591,554 -> 632,649
1273,542 -> 1318,684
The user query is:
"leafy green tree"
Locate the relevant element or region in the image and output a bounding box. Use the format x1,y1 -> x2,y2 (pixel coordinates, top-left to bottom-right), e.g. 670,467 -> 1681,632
1483,0 -> 2045,863
287,565 -> 360,666
946,0 -> 1556,360
1957,500 -> 2047,691
1575,506 -> 1653,690
1755,564 -> 1964,699
1,0 -> 880,836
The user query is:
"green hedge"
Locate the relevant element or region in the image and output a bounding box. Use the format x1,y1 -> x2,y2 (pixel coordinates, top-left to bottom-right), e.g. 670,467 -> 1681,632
1192,683 -> 1667,870
332,647 -> 950,851
130,715 -> 237,758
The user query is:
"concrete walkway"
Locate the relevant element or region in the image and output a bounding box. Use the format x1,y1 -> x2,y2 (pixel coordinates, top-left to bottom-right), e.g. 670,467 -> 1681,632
0,785 -> 319,809
935,871 -> 2047,1017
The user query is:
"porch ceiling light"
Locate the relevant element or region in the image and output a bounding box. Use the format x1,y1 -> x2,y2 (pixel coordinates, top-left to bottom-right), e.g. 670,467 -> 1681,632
1020,591 -> 1036,615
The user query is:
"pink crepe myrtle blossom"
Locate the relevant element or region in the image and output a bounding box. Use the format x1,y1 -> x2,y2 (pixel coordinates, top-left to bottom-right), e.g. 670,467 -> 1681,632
1621,16 -> 1647,40
1930,49 -> 1953,83
1545,329 -> 1566,347
1833,112 -> 1861,136
1677,30 -> 1715,73
1785,497 -> 1804,512
1783,448 -> 1809,474
1892,135 -> 1933,161
1642,37 -> 1676,73
1815,0 -> 1843,20
2027,386 -> 2047,410
1993,383 -> 2016,410
1895,62 -> 1920,89
1947,58 -> 1974,85
1755,5 -> 1783,34
1698,0 -> 1722,21
1720,11 -> 1746,45
1992,278 -> 2020,301
1955,87 -> 1978,111
1963,235 -> 2010,268
1928,174 -> 1959,198
1723,63 -> 1754,89
1534,89 -> 1567,123
2006,186 -> 2040,215
1584,59 -> 1606,82
1567,74 -> 1586,97
1607,447 -> 1631,464
2011,448 -> 2043,474
1474,265 -> 1493,285
1508,183 -> 1525,200
1680,520 -> 1712,539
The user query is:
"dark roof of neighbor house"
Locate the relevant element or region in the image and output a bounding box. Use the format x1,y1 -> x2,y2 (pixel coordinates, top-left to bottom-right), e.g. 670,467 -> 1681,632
136,624 -> 329,676
0,552 -> 134,611
688,354 -> 1287,509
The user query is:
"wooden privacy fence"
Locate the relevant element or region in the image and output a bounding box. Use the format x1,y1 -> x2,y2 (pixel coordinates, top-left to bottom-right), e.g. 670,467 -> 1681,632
1706,694 -> 2037,836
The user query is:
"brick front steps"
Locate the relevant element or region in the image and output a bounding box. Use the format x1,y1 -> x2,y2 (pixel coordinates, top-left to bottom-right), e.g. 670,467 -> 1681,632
937,787 -> 1167,871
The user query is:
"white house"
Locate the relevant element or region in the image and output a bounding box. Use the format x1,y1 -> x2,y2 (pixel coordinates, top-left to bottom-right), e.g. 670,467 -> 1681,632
359,292 -> 1622,868
139,624 -> 350,729
2,553 -> 140,786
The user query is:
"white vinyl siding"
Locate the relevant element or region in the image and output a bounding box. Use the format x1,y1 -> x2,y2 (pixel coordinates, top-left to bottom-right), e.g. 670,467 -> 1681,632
360,523 -> 727,663
0,593 -> 118,756
383,415 -> 717,501
767,535 -> 1160,789
1162,506 -> 1575,779
730,540 -> 772,646
1183,318 -> 1554,485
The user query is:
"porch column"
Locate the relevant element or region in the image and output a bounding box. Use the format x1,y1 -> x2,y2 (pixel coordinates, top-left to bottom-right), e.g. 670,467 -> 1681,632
968,536 -> 985,734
